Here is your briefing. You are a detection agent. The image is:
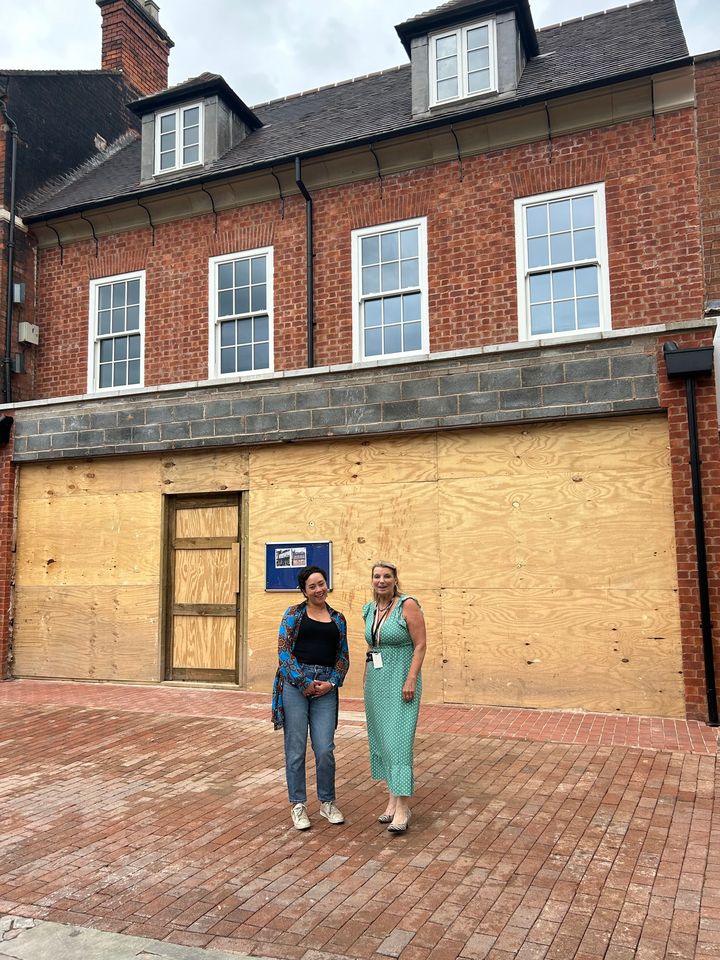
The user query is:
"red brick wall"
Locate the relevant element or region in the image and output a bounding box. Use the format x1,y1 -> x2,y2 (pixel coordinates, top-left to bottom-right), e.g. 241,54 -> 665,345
32,110 -> 704,399
696,54 -> 720,306
0,440 -> 14,681
659,333 -> 720,722
99,0 -> 170,96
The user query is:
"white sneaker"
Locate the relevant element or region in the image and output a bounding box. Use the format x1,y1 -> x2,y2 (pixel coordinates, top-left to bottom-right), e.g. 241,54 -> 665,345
319,801 -> 345,824
291,803 -> 311,830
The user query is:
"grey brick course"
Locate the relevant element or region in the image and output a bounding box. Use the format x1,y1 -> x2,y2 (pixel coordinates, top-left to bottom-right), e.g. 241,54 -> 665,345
10,335 -> 670,463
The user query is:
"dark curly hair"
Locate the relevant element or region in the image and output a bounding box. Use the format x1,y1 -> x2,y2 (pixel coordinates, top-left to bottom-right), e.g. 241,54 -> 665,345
297,565 -> 328,594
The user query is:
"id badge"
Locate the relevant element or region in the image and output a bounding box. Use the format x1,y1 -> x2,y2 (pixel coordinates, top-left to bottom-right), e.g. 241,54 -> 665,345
371,650 -> 383,669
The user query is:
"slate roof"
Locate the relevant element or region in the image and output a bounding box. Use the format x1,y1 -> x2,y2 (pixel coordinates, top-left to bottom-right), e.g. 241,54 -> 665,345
21,0 -> 689,221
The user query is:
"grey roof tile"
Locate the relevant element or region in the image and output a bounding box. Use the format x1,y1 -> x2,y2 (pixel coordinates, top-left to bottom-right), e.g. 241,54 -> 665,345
21,0 -> 688,221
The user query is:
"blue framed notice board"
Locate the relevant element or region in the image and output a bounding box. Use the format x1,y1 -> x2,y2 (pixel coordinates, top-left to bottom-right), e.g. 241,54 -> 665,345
265,541 -> 333,591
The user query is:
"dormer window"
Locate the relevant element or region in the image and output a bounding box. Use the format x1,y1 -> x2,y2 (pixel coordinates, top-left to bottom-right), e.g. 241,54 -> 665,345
154,102 -> 203,174
429,19 -> 496,105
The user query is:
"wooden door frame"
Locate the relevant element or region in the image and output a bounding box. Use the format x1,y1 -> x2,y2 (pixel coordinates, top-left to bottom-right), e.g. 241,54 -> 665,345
161,492 -> 245,684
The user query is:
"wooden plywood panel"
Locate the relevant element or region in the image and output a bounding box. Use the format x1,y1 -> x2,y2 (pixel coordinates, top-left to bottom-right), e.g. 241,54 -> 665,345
174,548 -> 236,605
244,480 -> 441,699
440,588 -> 684,716
438,470 -> 677,591
173,615 -> 236,670
437,415 -> 670,480
13,585 -> 160,681
249,433 -> 438,489
175,505 -> 237,539
16,494 -> 161,586
160,449 -> 250,494
19,457 -> 162,499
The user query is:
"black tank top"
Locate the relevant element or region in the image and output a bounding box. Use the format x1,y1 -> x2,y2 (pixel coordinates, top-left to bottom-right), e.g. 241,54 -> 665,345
293,614 -> 339,667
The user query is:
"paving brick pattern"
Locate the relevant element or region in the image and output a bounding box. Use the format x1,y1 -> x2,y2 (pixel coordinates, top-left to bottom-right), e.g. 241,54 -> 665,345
0,680 -> 718,960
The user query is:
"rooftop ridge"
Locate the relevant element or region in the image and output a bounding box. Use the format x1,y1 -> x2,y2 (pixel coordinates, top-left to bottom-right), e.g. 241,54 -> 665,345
0,69 -> 124,77
537,0 -> 654,34
251,63 -> 408,111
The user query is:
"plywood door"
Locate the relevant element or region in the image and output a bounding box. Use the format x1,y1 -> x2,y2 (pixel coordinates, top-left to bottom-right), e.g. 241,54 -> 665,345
166,494 -> 242,683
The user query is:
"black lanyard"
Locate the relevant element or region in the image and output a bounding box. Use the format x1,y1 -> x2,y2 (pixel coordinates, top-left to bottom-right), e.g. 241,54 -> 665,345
371,603 -> 392,648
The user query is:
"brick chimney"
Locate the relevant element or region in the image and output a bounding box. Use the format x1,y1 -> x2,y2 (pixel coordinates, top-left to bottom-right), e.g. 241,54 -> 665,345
97,0 -> 174,97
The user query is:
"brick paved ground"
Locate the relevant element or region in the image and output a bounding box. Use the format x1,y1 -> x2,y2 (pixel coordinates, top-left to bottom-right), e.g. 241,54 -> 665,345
0,680 -> 719,960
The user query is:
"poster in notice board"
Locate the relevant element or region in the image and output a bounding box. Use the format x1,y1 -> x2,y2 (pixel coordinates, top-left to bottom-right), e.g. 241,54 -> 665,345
265,541 -> 333,591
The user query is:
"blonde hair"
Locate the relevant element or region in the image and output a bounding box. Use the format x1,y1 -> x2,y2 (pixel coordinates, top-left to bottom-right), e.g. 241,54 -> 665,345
371,560 -> 401,599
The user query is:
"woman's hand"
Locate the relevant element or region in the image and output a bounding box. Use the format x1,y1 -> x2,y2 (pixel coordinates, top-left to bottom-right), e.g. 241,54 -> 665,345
402,678 -> 416,702
314,681 -> 334,697
303,681 -> 319,697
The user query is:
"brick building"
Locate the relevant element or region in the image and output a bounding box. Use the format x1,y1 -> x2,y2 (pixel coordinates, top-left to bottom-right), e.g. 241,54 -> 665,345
1,0 -> 719,721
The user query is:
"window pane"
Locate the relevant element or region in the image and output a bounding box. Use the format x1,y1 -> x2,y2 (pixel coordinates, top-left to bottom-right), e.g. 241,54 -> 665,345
554,299 -> 576,332
435,35 -> 457,59
98,285 -> 111,310
111,308 -> 125,333
437,77 -> 458,100
550,232 -> 572,264
112,282 -> 126,307
466,25 -> 488,49
160,113 -> 176,133
528,236 -> 549,269
218,262 -> 233,289
575,266 -> 598,297
235,288 -> 250,315
254,315 -> 269,342
577,297 -> 600,329
220,321 -> 235,347
401,257 -> 419,289
529,273 -> 551,304
237,345 -> 253,371
400,228 -> 418,259
383,295 -> 402,325
183,124 -> 199,147
251,256 -> 266,284
237,318 -> 253,344
549,200 -> 571,233
364,299 -> 382,328
128,359 -> 140,384
160,151 -> 175,171
362,265 -> 380,295
220,346 -> 235,374
251,284 -> 267,312
468,48 -> 490,72
183,106 -> 199,128
254,342 -> 270,370
126,279 -> 140,305
573,228 -> 596,261
128,335 -> 141,360
218,290 -> 234,316
404,321 -> 422,352
98,310 -> 111,336
183,144 -> 199,165
573,195 -> 595,229
115,336 -> 128,361
99,364 -> 112,388
115,363 -> 127,387
467,69 -> 490,93
526,205 -> 548,238
160,132 -> 175,152
126,304 -> 140,330
530,303 -> 552,336
235,259 -> 250,286
380,232 -> 399,263
361,235 -> 380,266
99,340 -> 113,363
403,292 -> 421,322
381,260 -> 400,292
384,324 -> 402,354
437,57 -> 457,81
552,269 -> 574,301
364,327 -> 382,357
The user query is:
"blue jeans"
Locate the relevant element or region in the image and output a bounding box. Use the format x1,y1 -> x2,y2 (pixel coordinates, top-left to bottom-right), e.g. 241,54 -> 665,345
283,664 -> 338,804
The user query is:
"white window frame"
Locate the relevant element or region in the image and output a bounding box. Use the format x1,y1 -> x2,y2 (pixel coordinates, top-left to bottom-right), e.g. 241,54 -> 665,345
351,217 -> 429,363
87,270 -> 145,393
429,19 -> 497,107
514,183 -> 612,341
208,247 -> 274,379
154,101 -> 204,175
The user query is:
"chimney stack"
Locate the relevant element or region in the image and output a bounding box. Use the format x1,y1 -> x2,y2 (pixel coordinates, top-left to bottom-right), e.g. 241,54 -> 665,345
96,0 -> 174,97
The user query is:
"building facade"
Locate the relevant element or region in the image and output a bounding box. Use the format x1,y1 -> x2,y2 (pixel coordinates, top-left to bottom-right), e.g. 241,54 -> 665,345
2,0 -> 720,720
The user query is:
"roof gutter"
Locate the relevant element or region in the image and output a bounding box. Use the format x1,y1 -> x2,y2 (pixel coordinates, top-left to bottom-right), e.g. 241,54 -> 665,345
21,55 -> 694,227
1,94 -> 18,405
294,156 -> 314,369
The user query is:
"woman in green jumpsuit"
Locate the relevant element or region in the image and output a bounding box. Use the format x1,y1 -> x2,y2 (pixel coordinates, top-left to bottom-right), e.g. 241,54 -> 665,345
363,561 -> 427,832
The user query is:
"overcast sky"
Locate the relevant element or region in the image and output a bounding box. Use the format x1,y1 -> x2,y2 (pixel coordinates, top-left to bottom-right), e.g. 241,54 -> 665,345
1,0 -> 718,106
